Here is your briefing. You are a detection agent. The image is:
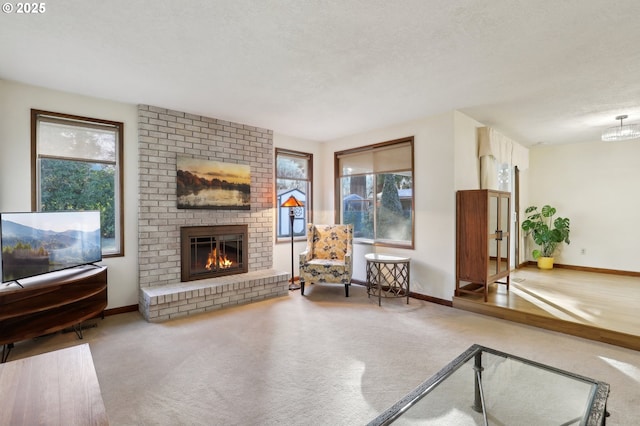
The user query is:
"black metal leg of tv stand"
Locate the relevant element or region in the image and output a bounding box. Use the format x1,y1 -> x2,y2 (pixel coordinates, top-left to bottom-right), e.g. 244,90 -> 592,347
63,321 -> 98,339
0,321 -> 100,363
1,343 -> 14,363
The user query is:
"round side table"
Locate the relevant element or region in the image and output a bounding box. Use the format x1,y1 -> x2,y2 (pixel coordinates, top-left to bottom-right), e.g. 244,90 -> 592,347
365,253 -> 411,306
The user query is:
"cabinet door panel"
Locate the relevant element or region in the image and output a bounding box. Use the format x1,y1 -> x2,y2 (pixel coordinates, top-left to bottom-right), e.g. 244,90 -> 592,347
497,194 -> 510,274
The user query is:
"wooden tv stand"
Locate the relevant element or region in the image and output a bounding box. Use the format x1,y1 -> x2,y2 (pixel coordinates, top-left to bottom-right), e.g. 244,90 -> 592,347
0,265 -> 107,362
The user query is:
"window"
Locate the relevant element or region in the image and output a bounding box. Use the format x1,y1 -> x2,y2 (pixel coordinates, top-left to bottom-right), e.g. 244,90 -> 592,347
31,110 -> 124,256
336,137 -> 414,248
497,162 -> 512,192
276,149 -> 312,240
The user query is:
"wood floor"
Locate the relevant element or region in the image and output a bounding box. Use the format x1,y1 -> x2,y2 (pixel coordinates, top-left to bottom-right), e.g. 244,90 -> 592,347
452,266 -> 640,351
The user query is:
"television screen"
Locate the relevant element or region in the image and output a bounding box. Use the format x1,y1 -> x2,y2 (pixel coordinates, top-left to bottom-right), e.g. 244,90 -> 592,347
0,211 -> 102,283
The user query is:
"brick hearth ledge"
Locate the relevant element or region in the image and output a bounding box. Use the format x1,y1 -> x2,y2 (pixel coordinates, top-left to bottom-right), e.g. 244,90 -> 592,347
140,269 -> 289,322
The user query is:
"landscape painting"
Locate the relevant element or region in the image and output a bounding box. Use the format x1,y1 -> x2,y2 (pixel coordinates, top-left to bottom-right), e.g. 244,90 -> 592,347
177,156 -> 251,210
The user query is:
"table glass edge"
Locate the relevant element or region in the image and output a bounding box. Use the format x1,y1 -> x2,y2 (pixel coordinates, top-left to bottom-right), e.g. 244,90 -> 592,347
366,344 -> 609,426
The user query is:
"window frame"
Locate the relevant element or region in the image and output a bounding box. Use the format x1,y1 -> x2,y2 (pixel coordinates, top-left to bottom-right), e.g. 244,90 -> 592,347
275,148 -> 313,243
31,109 -> 125,257
334,136 -> 415,249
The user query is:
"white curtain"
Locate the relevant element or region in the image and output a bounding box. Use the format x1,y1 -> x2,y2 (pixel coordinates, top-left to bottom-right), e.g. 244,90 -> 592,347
478,127 -> 529,189
480,155 -> 497,189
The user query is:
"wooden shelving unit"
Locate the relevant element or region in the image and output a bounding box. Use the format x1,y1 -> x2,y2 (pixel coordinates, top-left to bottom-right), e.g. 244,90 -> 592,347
456,189 -> 510,302
0,266 -> 107,360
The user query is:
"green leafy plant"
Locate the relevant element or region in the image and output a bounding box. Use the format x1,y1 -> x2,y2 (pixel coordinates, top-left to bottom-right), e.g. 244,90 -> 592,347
521,205 -> 570,259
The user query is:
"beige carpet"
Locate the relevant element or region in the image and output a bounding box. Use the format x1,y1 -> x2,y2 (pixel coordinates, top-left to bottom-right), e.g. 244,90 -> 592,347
8,283 -> 640,425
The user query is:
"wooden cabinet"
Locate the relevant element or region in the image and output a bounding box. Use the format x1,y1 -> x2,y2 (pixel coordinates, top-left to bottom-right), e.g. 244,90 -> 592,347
0,266 -> 107,359
456,190 -> 510,301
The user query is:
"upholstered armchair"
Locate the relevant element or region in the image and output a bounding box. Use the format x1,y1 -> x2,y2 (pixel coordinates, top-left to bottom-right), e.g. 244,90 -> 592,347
299,224 -> 353,297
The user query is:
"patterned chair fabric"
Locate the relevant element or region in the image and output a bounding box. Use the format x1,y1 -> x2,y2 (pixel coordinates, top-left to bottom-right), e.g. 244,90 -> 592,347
299,223 -> 354,296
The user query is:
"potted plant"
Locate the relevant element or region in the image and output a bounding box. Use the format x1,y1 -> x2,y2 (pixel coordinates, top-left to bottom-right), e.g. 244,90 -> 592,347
521,205 -> 570,269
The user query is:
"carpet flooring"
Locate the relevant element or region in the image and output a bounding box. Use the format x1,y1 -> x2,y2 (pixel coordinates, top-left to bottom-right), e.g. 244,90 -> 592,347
7,283 -> 640,425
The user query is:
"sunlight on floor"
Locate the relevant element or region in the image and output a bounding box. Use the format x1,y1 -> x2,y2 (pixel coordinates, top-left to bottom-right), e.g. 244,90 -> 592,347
455,267 -> 640,351
510,285 -> 596,324
598,357 -> 640,383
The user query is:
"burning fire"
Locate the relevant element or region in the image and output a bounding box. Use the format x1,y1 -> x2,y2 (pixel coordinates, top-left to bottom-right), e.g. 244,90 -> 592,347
205,248 -> 233,270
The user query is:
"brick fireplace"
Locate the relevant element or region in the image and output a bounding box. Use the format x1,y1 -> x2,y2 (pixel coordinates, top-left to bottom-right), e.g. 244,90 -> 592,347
137,105 -> 288,322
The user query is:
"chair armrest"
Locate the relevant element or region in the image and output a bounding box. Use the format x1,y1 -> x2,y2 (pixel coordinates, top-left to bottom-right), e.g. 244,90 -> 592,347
344,251 -> 353,277
299,249 -> 311,264
344,246 -> 352,264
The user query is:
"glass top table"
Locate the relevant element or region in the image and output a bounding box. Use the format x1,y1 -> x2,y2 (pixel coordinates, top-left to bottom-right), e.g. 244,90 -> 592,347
368,344 -> 609,426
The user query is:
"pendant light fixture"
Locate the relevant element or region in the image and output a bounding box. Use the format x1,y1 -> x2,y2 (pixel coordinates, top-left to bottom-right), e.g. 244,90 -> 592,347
601,115 -> 640,141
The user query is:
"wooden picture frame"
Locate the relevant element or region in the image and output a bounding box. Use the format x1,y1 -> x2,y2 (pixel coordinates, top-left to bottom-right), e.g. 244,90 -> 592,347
177,156 -> 250,210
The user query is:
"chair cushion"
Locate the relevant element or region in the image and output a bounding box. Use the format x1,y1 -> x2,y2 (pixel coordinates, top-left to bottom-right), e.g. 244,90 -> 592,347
313,225 -> 349,260
304,259 -> 348,283
307,259 -> 346,267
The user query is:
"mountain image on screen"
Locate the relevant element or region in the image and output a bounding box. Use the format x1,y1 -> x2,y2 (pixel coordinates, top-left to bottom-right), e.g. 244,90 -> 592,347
0,211 -> 102,283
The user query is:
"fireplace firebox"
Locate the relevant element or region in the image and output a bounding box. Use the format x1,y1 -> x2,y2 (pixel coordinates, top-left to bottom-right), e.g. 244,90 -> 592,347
180,225 -> 248,282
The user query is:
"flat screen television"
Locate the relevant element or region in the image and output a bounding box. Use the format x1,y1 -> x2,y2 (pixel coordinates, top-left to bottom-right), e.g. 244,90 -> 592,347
0,211 -> 102,283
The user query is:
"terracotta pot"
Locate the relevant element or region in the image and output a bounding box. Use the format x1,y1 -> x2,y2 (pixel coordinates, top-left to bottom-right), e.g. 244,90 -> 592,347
537,257 -> 554,270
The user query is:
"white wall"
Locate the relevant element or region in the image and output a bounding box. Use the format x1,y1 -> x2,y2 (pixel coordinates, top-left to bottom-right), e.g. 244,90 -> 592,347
528,140 -> 640,272
319,111 -> 474,300
453,110 -> 482,190
275,111 -> 484,301
10,78 -> 593,306
0,80 -> 486,307
0,79 -> 140,308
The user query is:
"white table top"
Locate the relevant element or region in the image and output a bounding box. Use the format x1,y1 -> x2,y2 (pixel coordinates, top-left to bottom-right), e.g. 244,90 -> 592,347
365,253 -> 411,263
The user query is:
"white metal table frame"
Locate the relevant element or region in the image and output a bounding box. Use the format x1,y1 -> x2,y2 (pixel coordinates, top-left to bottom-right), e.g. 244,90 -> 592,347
365,253 -> 411,306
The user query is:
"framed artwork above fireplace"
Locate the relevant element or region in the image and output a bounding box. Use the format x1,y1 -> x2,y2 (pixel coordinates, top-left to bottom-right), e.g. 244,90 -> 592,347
177,156 -> 250,210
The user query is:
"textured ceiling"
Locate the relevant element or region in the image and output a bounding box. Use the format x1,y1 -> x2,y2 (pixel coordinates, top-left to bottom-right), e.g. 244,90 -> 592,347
2,0 -> 640,145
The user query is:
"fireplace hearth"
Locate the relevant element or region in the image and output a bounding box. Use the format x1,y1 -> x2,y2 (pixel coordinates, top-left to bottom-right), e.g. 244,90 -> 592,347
180,225 -> 248,282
